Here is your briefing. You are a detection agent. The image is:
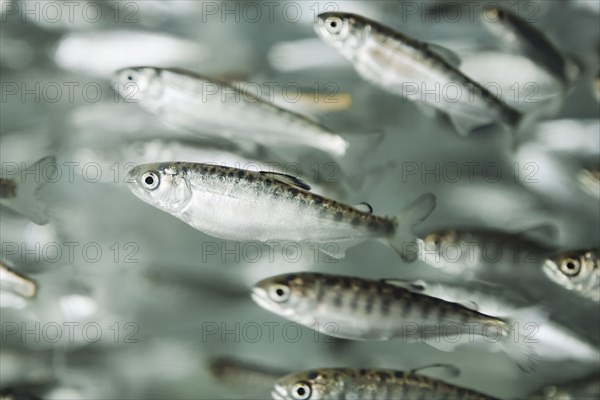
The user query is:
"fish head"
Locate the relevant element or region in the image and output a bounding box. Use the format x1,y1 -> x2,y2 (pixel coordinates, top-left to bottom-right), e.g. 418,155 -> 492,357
272,370 -> 343,400
251,273 -> 320,319
314,12 -> 370,58
543,250 -> 599,296
114,66 -> 164,103
126,163 -> 192,214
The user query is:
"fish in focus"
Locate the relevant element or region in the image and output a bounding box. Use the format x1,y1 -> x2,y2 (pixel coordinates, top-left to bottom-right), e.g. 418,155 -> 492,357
252,272 -> 539,372
313,12 -> 523,137
543,249 -> 599,303
272,367 -> 499,400
113,67 -> 350,156
0,156 -> 56,225
126,162 -> 436,260
481,5 -> 579,85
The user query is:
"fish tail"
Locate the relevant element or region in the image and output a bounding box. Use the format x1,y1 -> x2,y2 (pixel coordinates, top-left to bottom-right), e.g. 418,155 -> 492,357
497,307 -> 542,374
14,155 -> 56,225
339,130 -> 385,158
388,193 -> 436,262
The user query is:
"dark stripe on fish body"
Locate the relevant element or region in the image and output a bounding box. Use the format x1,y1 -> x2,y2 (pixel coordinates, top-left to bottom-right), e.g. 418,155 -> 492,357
381,293 -> 392,316
365,292 -> 375,314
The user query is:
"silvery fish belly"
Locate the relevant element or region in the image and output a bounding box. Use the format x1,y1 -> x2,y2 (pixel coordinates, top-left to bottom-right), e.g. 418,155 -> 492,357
313,12 -> 521,135
125,163 -> 435,259
114,67 -> 348,156
0,261 -> 37,307
272,368 -> 499,400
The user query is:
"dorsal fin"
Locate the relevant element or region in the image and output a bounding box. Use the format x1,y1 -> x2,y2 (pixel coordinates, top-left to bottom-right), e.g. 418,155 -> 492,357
426,43 -> 461,67
259,172 -> 311,191
353,202 -> 373,213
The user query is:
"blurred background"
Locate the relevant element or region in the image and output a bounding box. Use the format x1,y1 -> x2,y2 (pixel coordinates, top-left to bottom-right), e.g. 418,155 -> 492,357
1,0 -> 599,398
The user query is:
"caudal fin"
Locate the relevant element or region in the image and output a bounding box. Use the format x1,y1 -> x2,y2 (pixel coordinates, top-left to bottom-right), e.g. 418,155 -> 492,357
498,307 -> 543,374
388,193 -> 436,262
8,156 -> 56,225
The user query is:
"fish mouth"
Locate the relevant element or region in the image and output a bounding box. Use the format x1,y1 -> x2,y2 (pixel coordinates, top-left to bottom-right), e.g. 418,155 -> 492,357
250,287 -> 272,310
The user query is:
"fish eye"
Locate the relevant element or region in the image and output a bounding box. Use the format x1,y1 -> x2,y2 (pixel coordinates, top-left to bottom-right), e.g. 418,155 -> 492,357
141,171 -> 160,190
268,284 -> 290,303
325,17 -> 344,34
560,258 -> 581,276
291,382 -> 311,400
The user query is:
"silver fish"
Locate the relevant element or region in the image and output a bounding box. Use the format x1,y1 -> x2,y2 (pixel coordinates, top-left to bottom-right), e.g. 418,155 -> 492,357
314,12 -> 522,137
413,226 -> 555,273
272,367 -> 498,400
114,67 -> 349,156
252,272 -> 538,372
0,260 -> 37,301
126,162 -> 436,260
528,373 -> 600,400
481,5 -> 579,84
543,249 -> 599,303
0,156 -> 55,225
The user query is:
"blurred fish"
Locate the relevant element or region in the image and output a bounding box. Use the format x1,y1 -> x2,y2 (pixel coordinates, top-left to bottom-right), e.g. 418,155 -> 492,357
126,162 -> 436,260
578,164 -> 600,198
528,372 -> 600,400
252,272 -> 539,372
272,367 -> 498,400
543,249 -> 599,303
481,5 -> 579,84
0,155 -> 55,225
209,356 -> 289,397
0,260 -> 37,300
413,225 -> 556,274
313,12 -> 522,137
114,67 -> 351,157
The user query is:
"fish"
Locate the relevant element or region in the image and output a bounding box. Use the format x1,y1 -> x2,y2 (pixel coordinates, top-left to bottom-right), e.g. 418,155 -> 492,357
252,272 -> 539,373
480,5 -> 579,84
382,278 -> 600,363
271,367 -> 499,400
577,164 -> 600,198
113,67 -> 353,157
0,156 -> 55,225
412,225 -> 556,274
313,12 -> 523,137
0,260 -> 37,300
528,372 -> 600,400
209,356 -> 289,397
543,249 -> 599,303
126,162 -> 436,260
